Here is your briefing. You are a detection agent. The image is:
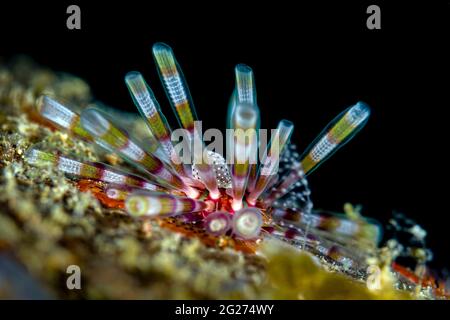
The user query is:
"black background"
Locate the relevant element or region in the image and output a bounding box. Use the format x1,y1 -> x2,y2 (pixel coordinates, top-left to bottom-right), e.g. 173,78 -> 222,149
1,1 -> 449,268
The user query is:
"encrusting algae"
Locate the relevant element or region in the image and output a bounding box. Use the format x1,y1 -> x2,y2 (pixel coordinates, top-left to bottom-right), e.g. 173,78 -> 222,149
0,56 -> 447,299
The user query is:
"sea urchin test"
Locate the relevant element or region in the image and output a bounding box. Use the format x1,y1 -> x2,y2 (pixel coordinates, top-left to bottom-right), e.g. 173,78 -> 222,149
25,42 -> 374,268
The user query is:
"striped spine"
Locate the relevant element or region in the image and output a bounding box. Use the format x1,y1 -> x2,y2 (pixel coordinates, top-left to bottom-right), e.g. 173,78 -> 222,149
38,95 -> 92,141
125,71 -> 190,179
301,102 -> 371,174
125,192 -> 212,217
247,120 -> 293,205
228,65 -> 260,210
80,107 -> 198,198
25,149 -> 166,192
